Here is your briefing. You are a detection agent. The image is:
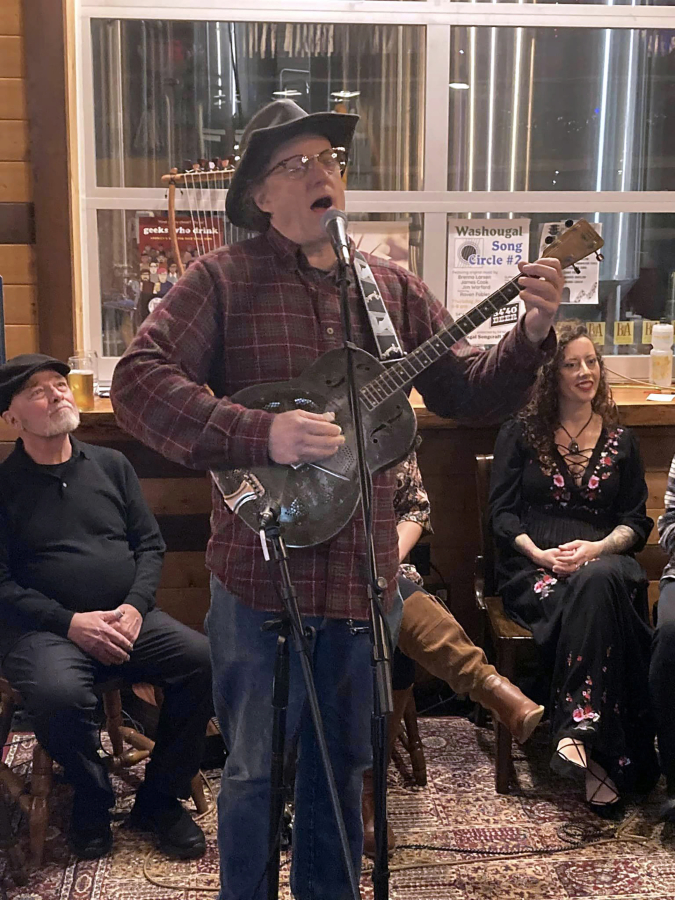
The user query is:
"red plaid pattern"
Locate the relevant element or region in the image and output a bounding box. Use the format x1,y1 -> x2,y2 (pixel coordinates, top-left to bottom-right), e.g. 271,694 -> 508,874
111,228 -> 554,618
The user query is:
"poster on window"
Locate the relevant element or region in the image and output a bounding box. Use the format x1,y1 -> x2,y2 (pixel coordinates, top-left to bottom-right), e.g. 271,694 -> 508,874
349,221 -> 411,271
447,219 -> 530,346
538,220 -> 602,305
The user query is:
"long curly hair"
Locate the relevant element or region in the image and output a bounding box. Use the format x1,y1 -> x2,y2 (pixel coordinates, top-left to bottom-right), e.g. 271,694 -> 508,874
518,322 -> 618,467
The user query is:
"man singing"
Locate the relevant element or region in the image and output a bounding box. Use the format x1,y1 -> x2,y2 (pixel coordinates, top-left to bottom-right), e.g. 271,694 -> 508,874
111,99 -> 563,899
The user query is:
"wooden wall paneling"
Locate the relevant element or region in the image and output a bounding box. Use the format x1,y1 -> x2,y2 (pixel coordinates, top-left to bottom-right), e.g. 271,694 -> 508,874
141,477 -> 212,516
0,119 -> 28,161
22,0 -> 76,360
0,77 -> 26,119
2,284 -> 36,324
155,588 -> 210,634
0,1 -> 21,36
0,204 -> 34,244
159,552 -> 210,589
0,244 -> 34,284
0,35 -> 23,77
4,324 -> 38,356
0,161 -> 31,202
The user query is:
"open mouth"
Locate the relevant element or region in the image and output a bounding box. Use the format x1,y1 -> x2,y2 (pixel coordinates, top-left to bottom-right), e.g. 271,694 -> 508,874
310,195 -> 333,212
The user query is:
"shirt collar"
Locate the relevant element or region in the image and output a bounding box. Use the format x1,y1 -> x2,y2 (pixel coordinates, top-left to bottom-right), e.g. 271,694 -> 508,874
265,225 -> 349,278
10,435 -> 88,472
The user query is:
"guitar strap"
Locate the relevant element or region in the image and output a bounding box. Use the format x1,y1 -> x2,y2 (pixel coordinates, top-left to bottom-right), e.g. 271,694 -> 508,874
352,250 -> 406,362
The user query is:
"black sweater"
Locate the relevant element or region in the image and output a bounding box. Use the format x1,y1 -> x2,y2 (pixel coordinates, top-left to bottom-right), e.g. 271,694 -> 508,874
0,437 -> 165,638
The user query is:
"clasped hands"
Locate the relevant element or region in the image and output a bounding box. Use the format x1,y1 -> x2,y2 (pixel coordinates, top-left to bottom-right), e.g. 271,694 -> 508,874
67,603 -> 143,666
536,539 -> 602,577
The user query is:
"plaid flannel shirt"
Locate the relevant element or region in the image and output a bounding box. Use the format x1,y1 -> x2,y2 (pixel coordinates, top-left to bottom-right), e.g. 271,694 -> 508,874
659,453 -> 675,584
111,227 -> 554,619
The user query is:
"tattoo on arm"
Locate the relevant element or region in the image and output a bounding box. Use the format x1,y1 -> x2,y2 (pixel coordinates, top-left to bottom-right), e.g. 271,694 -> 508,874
598,525 -> 638,555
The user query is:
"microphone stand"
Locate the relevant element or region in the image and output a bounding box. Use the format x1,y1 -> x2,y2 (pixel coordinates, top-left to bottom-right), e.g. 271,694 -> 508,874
334,250 -> 393,900
259,510 -> 361,900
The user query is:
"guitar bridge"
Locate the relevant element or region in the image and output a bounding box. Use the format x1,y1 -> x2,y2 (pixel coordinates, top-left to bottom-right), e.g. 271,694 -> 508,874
216,472 -> 264,515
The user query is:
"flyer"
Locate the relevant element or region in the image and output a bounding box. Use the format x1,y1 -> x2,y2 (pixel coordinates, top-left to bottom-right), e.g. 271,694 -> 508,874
447,219 -> 530,345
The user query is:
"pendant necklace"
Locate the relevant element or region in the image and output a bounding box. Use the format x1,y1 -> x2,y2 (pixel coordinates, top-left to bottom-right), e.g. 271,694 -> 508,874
558,411 -> 594,455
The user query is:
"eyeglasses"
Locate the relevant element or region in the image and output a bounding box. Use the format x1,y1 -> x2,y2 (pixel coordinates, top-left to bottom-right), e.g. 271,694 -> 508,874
263,147 -> 348,181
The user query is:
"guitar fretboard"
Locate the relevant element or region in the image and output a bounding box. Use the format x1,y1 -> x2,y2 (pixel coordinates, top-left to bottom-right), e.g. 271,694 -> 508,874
360,276 -> 522,411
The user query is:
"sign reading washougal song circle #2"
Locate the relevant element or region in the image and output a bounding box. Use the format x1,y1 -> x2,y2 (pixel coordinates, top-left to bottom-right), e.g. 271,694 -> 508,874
447,219 -> 530,346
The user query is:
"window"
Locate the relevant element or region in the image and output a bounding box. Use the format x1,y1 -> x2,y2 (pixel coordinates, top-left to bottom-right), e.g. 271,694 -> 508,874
77,2 -> 675,382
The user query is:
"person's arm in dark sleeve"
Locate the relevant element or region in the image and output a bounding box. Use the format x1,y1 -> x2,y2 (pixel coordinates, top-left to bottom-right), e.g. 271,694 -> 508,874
488,419 -> 529,552
599,429 -> 652,555
658,453 -> 675,558
0,508 -> 74,637
404,276 -> 555,424
120,457 -> 166,617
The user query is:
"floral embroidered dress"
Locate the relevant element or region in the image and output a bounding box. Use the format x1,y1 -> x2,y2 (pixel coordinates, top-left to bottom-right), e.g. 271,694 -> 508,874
489,418 -> 656,789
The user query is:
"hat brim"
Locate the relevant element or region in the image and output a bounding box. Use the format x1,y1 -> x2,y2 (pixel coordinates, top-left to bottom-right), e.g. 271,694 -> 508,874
226,111 -> 359,232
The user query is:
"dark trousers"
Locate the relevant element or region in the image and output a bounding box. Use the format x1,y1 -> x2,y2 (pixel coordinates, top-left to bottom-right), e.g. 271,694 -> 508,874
2,609 -> 212,816
650,580 -> 675,788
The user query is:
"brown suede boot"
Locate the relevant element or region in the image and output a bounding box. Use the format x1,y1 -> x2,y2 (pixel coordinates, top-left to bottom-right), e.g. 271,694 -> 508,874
397,590 -> 544,745
361,684 -> 412,859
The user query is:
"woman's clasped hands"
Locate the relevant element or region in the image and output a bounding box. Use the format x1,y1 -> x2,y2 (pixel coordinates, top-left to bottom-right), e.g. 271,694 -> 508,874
537,539 -> 602,576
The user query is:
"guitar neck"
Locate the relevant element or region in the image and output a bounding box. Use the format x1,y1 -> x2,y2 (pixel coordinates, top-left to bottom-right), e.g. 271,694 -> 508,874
360,275 -> 522,411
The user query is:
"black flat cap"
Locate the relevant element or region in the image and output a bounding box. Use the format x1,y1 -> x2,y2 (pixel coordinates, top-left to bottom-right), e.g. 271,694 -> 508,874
0,354 -> 70,414
226,99 -> 359,233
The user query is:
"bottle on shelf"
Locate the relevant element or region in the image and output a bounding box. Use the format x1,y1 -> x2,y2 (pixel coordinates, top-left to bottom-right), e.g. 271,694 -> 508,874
650,321 -> 674,388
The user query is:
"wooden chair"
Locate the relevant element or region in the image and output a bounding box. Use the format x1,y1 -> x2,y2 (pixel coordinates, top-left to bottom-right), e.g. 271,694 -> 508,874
0,673 -> 208,868
392,691 -> 427,786
474,454 -> 538,794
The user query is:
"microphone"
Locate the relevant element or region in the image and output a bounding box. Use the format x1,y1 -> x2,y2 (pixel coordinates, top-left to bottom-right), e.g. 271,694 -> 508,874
258,501 -> 281,529
321,208 -> 351,268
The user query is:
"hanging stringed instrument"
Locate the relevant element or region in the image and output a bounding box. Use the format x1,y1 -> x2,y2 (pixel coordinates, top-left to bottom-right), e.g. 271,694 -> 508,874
210,219 -> 604,548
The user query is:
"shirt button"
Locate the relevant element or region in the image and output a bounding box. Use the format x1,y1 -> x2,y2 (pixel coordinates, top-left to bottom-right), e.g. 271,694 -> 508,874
326,327 -> 334,335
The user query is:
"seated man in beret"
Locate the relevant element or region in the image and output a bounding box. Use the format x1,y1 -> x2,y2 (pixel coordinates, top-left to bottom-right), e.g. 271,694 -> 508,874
0,354 -> 212,860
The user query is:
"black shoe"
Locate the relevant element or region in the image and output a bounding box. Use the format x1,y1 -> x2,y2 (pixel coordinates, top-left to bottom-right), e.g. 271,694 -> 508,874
129,785 -> 206,859
69,816 -> 113,860
659,796 -> 675,823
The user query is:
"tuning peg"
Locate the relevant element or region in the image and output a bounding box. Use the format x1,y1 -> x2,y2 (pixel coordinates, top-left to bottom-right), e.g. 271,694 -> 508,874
545,235 -> 554,244
565,219 -> 574,228
595,251 -> 604,261
572,264 -> 581,274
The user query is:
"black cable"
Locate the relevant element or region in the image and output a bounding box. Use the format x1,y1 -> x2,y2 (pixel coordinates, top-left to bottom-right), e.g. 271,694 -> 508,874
395,820 -> 611,858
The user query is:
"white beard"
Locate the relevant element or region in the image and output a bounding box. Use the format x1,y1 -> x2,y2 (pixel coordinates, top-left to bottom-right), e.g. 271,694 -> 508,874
25,405 -> 81,437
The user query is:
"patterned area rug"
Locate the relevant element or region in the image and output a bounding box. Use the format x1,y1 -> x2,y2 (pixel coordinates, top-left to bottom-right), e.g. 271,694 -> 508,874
2,717 -> 675,899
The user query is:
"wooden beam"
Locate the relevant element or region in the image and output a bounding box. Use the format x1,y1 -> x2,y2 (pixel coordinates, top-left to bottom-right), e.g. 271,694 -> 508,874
22,0 -> 76,360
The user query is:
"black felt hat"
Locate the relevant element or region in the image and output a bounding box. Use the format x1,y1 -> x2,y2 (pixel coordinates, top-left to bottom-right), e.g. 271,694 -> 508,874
226,99 -> 359,232
0,354 -> 70,414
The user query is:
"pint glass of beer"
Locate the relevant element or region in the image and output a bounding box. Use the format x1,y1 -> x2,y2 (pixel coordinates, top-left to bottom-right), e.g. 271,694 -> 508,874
67,353 -> 96,411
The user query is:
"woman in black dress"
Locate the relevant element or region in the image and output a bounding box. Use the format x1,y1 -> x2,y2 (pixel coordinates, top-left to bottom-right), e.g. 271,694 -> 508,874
489,323 -> 657,816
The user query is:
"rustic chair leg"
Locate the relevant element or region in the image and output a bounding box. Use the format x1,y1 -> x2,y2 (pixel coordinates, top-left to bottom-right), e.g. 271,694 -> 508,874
402,696 -> 427,787
190,773 -> 209,814
28,745 -> 52,867
103,690 -> 125,758
0,793 -> 28,886
494,641 -> 517,795
495,721 -> 512,794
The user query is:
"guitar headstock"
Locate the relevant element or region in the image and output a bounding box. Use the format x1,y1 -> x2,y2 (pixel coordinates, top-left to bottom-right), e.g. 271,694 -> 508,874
541,218 -> 604,271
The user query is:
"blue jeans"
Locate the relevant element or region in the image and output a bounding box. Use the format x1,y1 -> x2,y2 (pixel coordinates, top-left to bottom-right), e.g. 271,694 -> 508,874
207,576 -> 397,900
